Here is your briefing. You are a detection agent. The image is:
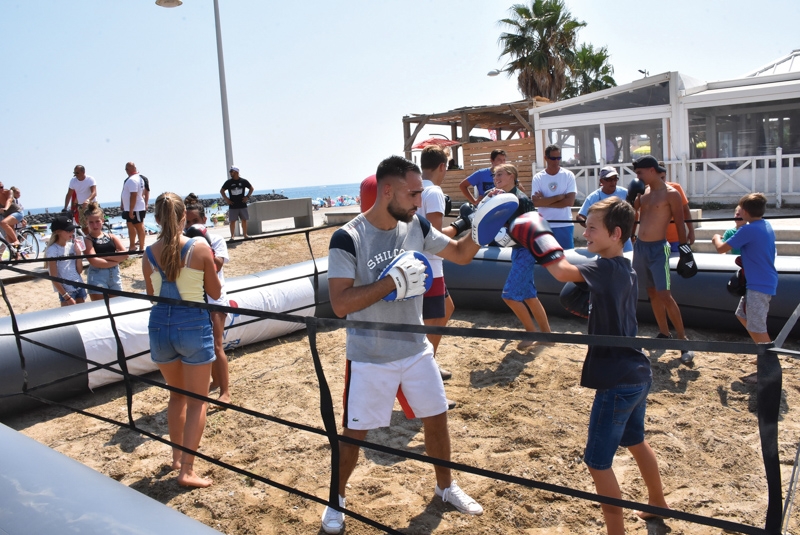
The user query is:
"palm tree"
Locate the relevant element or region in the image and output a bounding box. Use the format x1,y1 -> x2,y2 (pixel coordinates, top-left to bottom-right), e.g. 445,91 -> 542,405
497,0 -> 586,101
562,43 -> 616,99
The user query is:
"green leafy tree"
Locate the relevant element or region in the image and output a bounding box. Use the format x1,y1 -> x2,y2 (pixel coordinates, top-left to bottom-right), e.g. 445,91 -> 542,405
562,43 -> 616,99
497,0 -> 586,101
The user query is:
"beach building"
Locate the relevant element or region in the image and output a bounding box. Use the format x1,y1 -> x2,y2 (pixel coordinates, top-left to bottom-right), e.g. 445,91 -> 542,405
404,49 -> 800,207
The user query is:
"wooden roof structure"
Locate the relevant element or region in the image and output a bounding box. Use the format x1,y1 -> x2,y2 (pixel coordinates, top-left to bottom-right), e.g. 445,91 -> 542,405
402,97 -> 550,158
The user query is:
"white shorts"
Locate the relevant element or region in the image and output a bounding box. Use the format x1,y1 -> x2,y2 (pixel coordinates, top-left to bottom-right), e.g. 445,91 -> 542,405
343,347 -> 446,430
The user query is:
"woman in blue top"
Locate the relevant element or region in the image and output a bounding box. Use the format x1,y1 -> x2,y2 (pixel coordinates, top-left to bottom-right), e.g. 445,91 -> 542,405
142,192 -> 221,488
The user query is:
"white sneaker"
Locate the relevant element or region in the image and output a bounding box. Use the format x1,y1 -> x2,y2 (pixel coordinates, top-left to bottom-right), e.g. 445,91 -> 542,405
435,481 -> 483,515
321,495 -> 345,534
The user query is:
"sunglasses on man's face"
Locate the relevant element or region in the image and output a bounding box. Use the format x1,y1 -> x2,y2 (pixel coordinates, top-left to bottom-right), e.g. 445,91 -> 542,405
547,156 -> 562,161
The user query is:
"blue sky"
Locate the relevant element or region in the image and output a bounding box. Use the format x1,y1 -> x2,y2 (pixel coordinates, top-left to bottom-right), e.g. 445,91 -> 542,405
2,0 -> 798,210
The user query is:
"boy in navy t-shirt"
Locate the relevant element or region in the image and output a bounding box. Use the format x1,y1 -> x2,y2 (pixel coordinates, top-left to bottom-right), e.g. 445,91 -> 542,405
712,193 -> 777,361
526,197 -> 669,533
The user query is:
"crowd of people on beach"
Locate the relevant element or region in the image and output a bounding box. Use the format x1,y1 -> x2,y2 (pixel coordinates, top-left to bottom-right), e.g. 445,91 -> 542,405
32,151 -> 777,534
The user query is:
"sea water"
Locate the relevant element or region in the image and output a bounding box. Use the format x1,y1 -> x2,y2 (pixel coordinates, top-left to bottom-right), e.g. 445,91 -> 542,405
28,183 -> 361,237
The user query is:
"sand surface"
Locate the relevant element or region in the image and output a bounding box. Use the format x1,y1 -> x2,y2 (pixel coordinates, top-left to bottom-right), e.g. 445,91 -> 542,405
2,224 -> 800,534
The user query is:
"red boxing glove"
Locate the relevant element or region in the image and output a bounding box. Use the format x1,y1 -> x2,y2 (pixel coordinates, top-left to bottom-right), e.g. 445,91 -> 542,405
509,212 -> 564,266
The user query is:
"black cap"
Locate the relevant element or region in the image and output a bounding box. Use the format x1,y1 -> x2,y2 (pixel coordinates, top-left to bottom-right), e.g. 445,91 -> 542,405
50,215 -> 78,232
632,155 -> 666,173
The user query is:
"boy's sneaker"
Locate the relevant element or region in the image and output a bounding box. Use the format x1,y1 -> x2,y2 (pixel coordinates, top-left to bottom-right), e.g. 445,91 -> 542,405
435,481 -> 483,515
321,495 -> 345,534
655,332 -> 672,339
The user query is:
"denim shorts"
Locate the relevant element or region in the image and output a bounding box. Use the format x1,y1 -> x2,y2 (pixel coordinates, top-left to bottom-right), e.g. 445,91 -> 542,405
148,305 -> 216,365
86,265 -> 122,294
59,287 -> 87,302
584,382 -> 651,470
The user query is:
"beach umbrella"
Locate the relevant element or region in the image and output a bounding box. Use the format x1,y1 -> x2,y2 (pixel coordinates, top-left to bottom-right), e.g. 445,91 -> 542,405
412,137 -> 461,150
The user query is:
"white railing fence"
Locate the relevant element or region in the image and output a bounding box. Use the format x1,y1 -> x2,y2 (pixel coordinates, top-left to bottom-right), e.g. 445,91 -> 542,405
537,150 -> 800,207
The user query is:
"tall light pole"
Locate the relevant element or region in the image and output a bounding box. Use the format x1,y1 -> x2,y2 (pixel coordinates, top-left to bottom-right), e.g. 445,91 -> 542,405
156,0 -> 235,174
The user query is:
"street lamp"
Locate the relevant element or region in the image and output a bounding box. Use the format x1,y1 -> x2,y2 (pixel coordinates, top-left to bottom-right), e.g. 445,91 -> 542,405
156,0 -> 235,174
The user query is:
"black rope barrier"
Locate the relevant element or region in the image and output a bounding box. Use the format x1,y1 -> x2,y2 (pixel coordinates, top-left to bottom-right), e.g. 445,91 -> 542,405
0,221 -> 793,533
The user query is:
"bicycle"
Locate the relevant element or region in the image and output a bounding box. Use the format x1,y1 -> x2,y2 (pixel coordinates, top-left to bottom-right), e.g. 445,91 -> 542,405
0,226 -> 41,262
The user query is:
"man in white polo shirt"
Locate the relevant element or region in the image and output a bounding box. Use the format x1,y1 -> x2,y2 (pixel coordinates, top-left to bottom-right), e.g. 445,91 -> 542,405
530,144 -> 577,249
63,164 -> 97,232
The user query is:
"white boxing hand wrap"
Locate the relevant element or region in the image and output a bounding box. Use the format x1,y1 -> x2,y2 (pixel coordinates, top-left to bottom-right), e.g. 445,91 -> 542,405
494,227 -> 516,247
379,251 -> 433,301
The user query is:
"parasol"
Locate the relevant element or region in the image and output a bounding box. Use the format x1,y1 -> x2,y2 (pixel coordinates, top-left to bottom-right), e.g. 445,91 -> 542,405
412,137 -> 461,150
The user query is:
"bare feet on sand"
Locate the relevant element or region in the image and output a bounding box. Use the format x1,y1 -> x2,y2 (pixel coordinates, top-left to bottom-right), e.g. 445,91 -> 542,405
178,466 -> 213,488
636,507 -> 669,521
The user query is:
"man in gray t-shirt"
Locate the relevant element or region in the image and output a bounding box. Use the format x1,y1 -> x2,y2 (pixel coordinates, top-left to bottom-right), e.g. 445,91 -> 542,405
322,156 -> 484,533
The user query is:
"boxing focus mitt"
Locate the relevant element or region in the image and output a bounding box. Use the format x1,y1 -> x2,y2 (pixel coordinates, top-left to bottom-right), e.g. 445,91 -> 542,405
508,212 -> 565,266
560,281 -> 590,319
379,251 -> 433,301
493,227 -> 516,247
471,193 -> 519,246
626,178 -> 646,206
449,203 -> 474,235
676,243 -> 697,278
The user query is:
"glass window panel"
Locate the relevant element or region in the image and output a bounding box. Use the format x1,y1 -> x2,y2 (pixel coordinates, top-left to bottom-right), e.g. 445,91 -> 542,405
605,119 -> 663,162
548,125 -> 601,166
688,97 -> 800,159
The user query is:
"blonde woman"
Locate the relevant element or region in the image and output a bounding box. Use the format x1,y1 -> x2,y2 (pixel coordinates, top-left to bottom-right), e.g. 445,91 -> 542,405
143,192 -> 221,487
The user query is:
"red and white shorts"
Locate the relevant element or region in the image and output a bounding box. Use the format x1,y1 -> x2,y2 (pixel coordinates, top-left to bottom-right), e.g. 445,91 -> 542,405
343,347 -> 446,430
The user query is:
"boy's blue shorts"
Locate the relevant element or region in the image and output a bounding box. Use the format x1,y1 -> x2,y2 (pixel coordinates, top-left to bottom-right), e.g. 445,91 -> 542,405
584,382 -> 651,470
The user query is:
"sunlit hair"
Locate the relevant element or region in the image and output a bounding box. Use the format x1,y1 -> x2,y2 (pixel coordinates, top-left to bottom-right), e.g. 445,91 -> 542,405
587,197 -> 635,243
420,145 -> 447,171
154,192 -> 186,281
10,186 -> 19,195
493,163 -> 520,188
83,201 -> 104,220
739,192 -> 767,218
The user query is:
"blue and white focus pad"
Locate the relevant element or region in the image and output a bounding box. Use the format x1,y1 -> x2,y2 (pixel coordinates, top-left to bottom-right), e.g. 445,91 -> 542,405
379,251 -> 433,301
471,193 -> 519,246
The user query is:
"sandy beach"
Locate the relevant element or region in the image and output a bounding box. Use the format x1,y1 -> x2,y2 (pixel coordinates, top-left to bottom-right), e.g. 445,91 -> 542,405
1,207 -> 800,534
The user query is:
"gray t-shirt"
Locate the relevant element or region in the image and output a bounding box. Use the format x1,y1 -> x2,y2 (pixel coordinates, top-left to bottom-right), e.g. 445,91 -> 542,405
328,213 -> 450,364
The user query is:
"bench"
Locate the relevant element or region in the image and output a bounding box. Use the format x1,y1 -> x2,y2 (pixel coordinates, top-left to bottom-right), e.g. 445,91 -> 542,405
235,198 -> 314,235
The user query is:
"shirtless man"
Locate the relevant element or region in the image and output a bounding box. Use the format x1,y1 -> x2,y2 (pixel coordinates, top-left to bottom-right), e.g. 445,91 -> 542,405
630,156 -> 695,364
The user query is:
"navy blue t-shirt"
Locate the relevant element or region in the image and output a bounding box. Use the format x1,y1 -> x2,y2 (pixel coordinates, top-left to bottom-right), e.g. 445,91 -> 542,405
576,256 -> 652,390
